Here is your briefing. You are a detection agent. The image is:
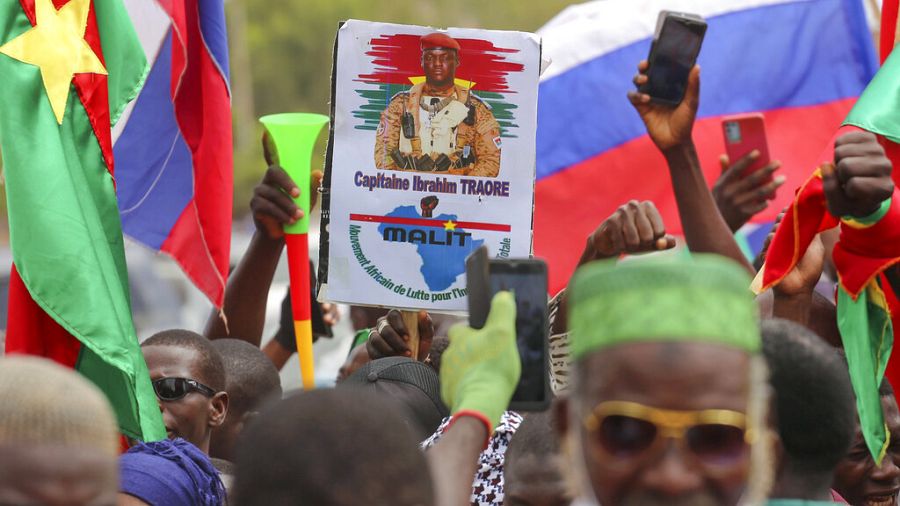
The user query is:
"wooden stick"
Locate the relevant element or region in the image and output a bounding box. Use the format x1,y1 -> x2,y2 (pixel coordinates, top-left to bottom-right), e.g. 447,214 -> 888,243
401,310 -> 420,360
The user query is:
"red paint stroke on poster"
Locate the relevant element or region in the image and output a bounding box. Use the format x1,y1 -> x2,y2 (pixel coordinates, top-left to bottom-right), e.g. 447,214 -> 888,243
358,33 -> 523,93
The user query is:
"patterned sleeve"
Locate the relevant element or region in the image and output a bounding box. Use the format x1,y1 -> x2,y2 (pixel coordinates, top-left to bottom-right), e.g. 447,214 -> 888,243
548,289 -> 571,395
468,101 -> 501,177
420,412 -> 524,506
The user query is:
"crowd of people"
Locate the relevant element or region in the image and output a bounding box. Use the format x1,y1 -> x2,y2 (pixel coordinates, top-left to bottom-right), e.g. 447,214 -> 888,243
2,36 -> 900,506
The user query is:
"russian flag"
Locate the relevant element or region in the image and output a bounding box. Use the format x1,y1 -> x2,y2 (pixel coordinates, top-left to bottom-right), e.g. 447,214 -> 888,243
113,0 -> 233,307
535,0 -> 878,293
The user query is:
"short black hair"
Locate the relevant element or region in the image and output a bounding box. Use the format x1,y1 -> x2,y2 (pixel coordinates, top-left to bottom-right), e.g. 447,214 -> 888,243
210,339 -> 281,415
761,319 -> 855,474
142,330 -> 226,392
232,389 -> 433,506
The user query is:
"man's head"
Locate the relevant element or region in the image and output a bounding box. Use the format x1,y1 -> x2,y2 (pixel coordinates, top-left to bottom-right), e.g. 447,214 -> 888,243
504,412 -> 575,506
557,254 -> 769,506
141,329 -> 228,454
209,338 -> 281,462
420,32 -> 460,89
340,356 -> 448,440
759,319 -> 854,498
0,356 -> 119,506
232,389 -> 433,505
833,380 -> 900,506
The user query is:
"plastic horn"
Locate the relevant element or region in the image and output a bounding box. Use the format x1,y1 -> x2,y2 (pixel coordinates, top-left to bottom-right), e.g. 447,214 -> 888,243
259,113 -> 329,390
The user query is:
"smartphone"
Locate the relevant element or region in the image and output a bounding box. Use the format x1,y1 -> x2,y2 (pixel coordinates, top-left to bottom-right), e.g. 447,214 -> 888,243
466,246 -> 491,329
466,246 -> 551,411
639,11 -> 707,106
722,114 -> 773,194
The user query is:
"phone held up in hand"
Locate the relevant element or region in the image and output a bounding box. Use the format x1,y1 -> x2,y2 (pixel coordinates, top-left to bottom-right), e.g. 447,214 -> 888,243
466,246 -> 551,411
722,113 -> 775,197
639,11 -> 707,106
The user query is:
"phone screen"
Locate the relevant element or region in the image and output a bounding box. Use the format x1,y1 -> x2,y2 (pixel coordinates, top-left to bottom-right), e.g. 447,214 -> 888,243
489,262 -> 549,407
644,16 -> 705,104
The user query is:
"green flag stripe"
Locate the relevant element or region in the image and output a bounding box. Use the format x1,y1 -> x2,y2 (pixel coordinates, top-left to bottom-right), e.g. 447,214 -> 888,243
0,0 -> 164,441
93,0 -> 149,125
844,40 -> 900,143
838,283 -> 893,464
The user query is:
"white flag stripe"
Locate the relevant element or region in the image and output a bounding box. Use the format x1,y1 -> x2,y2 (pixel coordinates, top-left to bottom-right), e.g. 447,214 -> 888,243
538,0 -> 806,81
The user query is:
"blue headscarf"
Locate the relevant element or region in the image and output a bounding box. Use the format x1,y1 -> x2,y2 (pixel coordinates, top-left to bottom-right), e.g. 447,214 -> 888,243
120,438 -> 226,506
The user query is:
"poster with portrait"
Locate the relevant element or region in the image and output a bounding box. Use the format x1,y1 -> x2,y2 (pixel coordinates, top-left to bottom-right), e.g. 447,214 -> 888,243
319,19 -> 541,311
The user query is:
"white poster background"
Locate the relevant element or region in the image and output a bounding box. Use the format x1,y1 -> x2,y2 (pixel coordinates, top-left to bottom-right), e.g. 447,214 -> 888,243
324,20 -> 541,311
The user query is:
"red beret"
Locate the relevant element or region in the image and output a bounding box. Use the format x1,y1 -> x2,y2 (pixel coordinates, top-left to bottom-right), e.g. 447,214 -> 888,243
420,32 -> 460,52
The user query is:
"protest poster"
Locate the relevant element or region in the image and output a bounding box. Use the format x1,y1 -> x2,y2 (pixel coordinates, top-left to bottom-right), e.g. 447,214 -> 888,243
319,19 -> 541,311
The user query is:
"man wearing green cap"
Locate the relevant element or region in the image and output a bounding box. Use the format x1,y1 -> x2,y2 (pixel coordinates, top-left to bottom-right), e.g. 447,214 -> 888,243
556,254 -> 773,506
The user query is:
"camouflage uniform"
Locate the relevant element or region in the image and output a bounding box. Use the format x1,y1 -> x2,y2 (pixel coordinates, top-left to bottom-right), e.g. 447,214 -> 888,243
374,82 -> 502,177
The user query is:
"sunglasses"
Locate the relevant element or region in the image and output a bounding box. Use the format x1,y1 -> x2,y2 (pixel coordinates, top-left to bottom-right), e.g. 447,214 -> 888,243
152,377 -> 216,401
583,400 -> 753,468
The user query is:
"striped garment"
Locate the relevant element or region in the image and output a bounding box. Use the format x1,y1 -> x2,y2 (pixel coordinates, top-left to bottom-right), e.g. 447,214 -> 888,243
418,292 -> 571,506
548,290 -> 571,394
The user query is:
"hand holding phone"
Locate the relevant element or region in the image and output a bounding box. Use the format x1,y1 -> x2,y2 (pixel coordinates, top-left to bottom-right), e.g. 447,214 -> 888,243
628,13 -> 706,152
638,11 -> 707,106
713,114 -> 784,230
441,291 -> 521,430
466,246 -> 550,411
722,113 -> 771,180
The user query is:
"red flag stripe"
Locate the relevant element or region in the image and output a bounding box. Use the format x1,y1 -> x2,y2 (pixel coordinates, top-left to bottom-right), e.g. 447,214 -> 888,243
155,0 -> 232,308
19,0 -> 116,177
349,213 -> 511,232
6,265 -> 81,368
882,0 -> 899,64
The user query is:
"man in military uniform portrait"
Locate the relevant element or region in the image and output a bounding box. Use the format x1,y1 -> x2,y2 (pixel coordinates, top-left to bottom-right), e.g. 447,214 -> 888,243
374,33 -> 502,177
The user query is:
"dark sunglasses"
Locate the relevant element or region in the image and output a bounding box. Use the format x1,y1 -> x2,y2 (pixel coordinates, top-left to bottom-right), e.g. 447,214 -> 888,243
583,400 -> 752,468
152,377 -> 216,401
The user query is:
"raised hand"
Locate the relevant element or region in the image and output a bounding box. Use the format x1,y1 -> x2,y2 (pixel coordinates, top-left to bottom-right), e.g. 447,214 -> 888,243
760,209 -> 825,298
366,309 -> 434,361
627,60 -> 700,152
579,200 -> 676,266
713,151 -> 785,231
822,131 -> 894,218
441,292 -> 520,429
774,234 -> 825,298
252,131 -> 323,239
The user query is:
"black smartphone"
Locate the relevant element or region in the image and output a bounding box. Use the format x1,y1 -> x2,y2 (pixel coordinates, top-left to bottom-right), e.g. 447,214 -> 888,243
639,11 -> 707,106
466,246 -> 491,329
466,246 -> 551,411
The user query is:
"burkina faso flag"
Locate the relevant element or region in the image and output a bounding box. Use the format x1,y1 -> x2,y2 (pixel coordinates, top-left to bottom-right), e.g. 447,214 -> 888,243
755,39 -> 900,463
0,0 -> 164,441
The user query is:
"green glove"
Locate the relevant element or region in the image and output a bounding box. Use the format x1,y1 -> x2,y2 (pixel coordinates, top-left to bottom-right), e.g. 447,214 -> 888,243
441,291 -> 521,431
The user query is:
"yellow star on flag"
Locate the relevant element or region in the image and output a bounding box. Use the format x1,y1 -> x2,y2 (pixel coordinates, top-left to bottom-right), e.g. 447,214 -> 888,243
0,0 -> 107,124
443,220 -> 457,231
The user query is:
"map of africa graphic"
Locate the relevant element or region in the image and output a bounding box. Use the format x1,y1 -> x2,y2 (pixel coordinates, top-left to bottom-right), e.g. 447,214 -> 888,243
377,206 -> 484,291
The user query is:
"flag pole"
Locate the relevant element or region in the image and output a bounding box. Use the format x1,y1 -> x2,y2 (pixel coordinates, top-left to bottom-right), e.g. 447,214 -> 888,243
401,311 -> 420,360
